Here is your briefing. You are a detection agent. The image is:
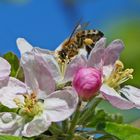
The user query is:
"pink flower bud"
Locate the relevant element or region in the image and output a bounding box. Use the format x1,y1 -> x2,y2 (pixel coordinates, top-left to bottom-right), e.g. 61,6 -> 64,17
73,67 -> 102,100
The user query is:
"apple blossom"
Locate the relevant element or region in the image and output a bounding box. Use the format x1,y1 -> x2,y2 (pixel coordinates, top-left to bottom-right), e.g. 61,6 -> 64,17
71,37 -> 124,100
16,37 -> 140,110
100,60 -> 140,109
0,56 -> 78,137
88,38 -> 140,109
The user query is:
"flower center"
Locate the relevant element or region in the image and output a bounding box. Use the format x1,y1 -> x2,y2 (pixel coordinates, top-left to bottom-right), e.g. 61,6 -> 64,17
56,55 -> 69,79
105,60 -> 133,89
14,93 -> 43,119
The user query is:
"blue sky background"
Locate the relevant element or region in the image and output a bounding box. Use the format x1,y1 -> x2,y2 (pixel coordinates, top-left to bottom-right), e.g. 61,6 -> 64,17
0,0 -> 140,56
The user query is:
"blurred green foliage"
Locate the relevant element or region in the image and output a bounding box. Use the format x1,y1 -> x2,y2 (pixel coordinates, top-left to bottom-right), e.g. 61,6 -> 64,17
106,20 -> 140,87
99,100 -> 140,123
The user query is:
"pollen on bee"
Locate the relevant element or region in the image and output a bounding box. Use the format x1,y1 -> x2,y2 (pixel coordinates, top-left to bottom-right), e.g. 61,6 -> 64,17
84,38 -> 94,46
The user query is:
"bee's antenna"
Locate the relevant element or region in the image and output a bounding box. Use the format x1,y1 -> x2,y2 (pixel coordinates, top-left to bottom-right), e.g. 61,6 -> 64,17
67,18 -> 83,44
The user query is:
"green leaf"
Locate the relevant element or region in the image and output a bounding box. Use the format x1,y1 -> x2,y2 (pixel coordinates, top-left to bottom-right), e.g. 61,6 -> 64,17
87,109 -> 106,127
0,135 -> 22,140
105,122 -> 140,140
3,52 -> 19,77
0,103 -> 17,113
87,109 -> 123,128
22,137 -> 34,140
127,135 -> 140,140
3,52 -> 24,81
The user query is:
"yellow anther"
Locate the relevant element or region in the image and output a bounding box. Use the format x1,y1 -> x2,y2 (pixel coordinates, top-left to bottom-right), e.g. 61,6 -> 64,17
17,92 -> 43,118
14,98 -> 22,107
115,60 -> 124,70
124,68 -> 134,79
105,60 -> 134,89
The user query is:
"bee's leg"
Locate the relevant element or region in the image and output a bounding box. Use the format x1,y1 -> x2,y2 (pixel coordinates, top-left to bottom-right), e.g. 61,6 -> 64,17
85,45 -> 92,56
86,43 -> 96,56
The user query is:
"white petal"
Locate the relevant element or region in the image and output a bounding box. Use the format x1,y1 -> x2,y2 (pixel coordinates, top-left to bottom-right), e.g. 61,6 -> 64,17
0,57 -> 11,87
22,114 -> 51,137
20,52 -> 38,92
0,77 -> 9,89
16,38 -> 33,55
0,77 -> 26,108
0,57 -> 11,78
100,84 -> 135,109
78,48 -> 88,57
0,112 -> 23,136
21,51 -> 56,98
64,55 -> 87,82
8,77 -> 27,91
120,86 -> 140,108
44,87 -> 78,122
103,65 -> 114,79
104,39 -> 124,66
33,47 -> 62,82
87,37 -> 106,68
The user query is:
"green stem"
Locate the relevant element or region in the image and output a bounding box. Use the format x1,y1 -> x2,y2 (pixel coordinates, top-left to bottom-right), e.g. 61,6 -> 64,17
62,119 -> 69,133
49,123 -> 63,135
78,98 -> 102,125
67,101 -> 81,140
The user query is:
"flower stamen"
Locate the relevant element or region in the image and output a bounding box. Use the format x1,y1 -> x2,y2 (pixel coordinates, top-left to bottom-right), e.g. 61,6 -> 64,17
105,60 -> 134,89
14,92 -> 43,119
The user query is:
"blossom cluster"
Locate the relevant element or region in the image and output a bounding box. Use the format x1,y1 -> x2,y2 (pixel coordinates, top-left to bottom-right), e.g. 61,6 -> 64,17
0,37 -> 140,138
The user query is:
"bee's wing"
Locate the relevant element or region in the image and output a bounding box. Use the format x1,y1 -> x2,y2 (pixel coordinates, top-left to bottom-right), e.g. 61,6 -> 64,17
71,22 -> 90,38
16,38 -> 33,55
55,21 -> 89,52
76,22 -> 90,33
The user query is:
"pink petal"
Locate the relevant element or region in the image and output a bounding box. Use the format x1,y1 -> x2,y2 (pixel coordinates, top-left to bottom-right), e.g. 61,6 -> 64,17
64,55 -> 87,82
104,39 -> 124,66
44,87 -> 78,122
120,86 -> 140,108
87,37 -> 106,68
100,84 -> 135,109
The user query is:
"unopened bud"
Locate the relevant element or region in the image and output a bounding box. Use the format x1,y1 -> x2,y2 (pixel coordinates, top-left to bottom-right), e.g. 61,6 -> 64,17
73,67 -> 102,100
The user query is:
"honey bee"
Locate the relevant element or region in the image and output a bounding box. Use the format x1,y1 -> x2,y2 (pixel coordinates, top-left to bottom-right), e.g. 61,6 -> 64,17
56,23 -> 104,63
